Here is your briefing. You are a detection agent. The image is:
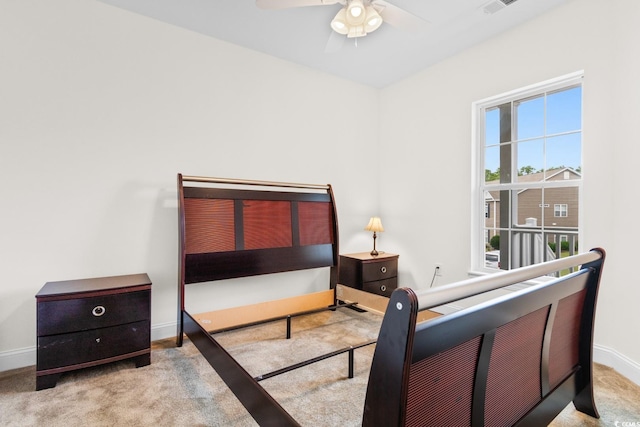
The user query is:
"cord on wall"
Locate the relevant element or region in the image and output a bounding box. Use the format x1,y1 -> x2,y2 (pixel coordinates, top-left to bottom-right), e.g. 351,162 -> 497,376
429,265 -> 440,288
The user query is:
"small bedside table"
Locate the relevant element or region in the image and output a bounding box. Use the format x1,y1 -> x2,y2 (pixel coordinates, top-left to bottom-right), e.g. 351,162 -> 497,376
35,273 -> 151,390
339,252 -> 399,297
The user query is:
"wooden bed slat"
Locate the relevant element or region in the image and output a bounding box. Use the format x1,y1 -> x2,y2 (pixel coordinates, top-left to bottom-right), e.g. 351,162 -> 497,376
336,284 -> 440,322
193,289 -> 335,331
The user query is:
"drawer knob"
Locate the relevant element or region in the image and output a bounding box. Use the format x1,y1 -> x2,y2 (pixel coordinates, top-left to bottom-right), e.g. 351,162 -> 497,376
380,266 -> 387,274
380,285 -> 387,292
92,305 -> 106,317
96,338 -> 101,343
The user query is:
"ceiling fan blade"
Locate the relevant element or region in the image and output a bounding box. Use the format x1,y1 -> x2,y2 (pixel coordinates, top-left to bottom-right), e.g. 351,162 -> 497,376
256,0 -> 342,10
324,30 -> 345,53
373,0 -> 429,34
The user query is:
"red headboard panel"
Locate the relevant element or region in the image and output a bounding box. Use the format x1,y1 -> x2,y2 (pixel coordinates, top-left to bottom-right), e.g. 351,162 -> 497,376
178,175 -> 339,284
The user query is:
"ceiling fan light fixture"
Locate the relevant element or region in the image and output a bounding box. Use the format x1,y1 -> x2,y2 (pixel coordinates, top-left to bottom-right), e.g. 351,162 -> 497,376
364,6 -> 382,33
331,8 -> 349,34
347,25 -> 366,38
330,0 -> 383,38
346,0 -> 366,25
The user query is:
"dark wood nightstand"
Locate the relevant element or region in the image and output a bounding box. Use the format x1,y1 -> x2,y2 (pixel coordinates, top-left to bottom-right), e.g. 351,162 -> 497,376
339,252 -> 399,297
35,273 -> 152,390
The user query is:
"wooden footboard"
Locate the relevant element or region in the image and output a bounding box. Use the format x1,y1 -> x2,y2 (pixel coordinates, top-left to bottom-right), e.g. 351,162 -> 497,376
363,249 -> 605,427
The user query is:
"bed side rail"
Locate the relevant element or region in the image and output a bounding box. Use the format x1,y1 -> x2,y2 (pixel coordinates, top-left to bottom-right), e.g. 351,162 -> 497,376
414,248 -> 603,311
182,312 -> 301,427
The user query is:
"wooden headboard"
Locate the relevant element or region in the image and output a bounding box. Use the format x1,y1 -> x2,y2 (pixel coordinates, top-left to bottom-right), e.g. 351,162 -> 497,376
176,174 -> 340,344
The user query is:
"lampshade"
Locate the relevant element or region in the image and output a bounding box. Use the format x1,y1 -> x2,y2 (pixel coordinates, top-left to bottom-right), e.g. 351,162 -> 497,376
365,216 -> 384,256
331,0 -> 383,38
365,217 -> 384,233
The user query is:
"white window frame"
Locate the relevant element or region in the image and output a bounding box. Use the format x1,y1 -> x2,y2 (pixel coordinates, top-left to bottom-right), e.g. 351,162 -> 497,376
554,204 -> 568,217
470,71 -> 584,273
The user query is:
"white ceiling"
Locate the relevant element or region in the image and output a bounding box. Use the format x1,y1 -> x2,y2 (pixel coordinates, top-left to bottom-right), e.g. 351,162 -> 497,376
98,0 -> 569,88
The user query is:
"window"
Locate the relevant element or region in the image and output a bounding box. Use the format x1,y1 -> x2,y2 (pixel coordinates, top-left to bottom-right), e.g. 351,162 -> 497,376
554,204 -> 568,217
473,72 -> 583,272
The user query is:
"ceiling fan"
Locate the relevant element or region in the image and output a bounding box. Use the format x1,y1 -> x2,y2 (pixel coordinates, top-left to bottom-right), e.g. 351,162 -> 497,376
255,0 -> 429,39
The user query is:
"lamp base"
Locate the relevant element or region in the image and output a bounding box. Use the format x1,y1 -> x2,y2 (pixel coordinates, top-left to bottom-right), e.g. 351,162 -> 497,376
370,231 -> 379,256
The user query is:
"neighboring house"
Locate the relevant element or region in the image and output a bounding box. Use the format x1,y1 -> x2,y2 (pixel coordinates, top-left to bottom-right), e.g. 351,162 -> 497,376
485,167 -> 581,249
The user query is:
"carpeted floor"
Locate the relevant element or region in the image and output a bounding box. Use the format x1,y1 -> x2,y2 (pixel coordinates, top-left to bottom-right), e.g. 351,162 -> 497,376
1,309 -> 639,426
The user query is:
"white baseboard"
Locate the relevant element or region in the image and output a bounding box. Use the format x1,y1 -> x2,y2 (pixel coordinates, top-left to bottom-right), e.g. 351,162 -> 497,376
0,322 -> 179,373
150,321 -> 178,342
0,346 -> 36,373
594,344 -> 640,386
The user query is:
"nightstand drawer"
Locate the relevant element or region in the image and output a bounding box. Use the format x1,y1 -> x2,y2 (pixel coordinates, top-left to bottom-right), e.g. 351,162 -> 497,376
37,320 -> 150,370
362,278 -> 397,297
36,274 -> 152,390
37,290 -> 150,336
362,259 -> 397,282
339,252 -> 399,297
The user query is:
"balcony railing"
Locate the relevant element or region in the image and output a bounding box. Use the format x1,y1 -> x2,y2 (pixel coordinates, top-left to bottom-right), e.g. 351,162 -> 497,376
496,225 -> 579,277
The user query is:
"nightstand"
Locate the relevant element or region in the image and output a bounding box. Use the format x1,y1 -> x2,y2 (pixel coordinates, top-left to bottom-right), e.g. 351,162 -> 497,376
35,273 -> 151,390
339,252 -> 399,297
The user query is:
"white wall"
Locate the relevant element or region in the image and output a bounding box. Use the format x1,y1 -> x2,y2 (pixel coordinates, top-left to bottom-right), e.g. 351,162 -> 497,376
0,0 -> 379,365
2,0 -> 639,385
380,0 -> 639,382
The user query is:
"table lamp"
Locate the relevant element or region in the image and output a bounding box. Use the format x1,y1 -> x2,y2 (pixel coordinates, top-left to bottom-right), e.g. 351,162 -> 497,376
365,216 -> 384,256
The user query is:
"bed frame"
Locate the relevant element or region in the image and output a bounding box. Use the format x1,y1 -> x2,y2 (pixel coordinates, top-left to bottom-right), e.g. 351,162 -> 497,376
362,247 -> 605,426
176,174 -> 605,426
176,174 -> 370,425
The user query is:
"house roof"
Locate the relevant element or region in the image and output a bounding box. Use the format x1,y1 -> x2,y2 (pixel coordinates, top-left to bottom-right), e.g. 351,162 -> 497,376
485,167 -> 581,201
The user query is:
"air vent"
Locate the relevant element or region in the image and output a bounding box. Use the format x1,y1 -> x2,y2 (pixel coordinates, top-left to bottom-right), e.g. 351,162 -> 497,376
482,0 -> 519,15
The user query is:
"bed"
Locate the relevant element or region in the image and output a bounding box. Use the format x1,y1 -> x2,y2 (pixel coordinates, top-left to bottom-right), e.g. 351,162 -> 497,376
176,174 -> 382,425
176,174 -> 606,426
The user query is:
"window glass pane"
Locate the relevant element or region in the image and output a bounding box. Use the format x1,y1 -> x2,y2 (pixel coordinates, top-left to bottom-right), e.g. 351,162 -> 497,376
554,204 -> 568,217
512,187 -> 546,267
547,86 -> 582,135
512,231 -> 548,268
485,108 -> 500,146
516,139 -> 544,182
485,146 -> 500,182
502,189 -> 513,227
484,192 -> 499,246
545,133 -> 581,178
515,95 -> 544,140
544,187 -> 579,228
477,75 -> 581,274
514,187 -> 543,227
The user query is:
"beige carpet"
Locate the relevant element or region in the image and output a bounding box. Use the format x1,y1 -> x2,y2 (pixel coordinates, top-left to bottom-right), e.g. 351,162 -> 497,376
1,309 -> 639,426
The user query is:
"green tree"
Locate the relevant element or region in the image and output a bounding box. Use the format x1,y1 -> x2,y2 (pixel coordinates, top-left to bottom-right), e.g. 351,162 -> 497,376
518,165 -> 536,175
490,234 -> 500,250
485,168 -> 500,182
